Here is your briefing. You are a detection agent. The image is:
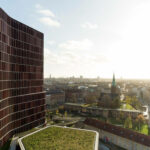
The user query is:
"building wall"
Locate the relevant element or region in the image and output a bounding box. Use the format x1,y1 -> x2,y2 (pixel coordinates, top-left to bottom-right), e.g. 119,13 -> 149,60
110,110 -> 141,119
64,104 -> 141,119
65,89 -> 82,103
84,125 -> 150,150
0,8 -> 45,146
46,95 -> 51,107
51,93 -> 65,105
46,93 -> 65,109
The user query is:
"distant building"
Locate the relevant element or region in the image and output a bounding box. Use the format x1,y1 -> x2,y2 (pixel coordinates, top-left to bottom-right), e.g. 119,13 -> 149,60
64,103 -> 142,119
65,89 -> 84,103
46,90 -> 65,109
80,75 -> 83,79
84,118 -> 150,150
99,74 -> 120,101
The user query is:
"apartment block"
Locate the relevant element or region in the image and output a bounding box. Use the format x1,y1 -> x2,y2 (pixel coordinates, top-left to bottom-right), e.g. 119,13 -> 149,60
0,8 -> 45,146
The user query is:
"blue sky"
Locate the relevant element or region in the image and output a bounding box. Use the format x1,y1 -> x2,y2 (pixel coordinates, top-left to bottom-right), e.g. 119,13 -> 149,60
1,0 -> 150,79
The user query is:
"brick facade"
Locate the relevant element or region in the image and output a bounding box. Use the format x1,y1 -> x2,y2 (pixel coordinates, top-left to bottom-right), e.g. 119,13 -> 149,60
84,118 -> 150,150
0,8 -> 45,146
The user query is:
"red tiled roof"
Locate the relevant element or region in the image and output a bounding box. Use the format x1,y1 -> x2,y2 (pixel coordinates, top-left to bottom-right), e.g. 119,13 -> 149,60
84,118 -> 150,147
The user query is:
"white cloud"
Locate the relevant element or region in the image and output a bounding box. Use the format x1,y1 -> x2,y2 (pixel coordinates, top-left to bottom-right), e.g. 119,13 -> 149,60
44,48 -> 60,64
38,9 -> 55,17
44,47 -> 108,66
35,4 -> 60,27
47,40 -> 56,45
44,39 -> 108,77
39,17 -> 60,27
59,39 -> 93,50
44,38 -> 108,66
81,22 -> 98,29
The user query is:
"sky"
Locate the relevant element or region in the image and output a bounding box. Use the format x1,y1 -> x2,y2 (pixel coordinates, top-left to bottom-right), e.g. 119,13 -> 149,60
1,0 -> 150,79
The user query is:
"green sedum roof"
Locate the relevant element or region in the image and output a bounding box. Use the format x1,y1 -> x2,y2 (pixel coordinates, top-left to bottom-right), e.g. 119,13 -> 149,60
22,126 -> 96,150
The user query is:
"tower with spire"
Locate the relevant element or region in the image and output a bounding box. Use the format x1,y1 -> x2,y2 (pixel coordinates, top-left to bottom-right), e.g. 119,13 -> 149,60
112,73 -> 116,87
99,73 -> 120,102
111,73 -> 117,99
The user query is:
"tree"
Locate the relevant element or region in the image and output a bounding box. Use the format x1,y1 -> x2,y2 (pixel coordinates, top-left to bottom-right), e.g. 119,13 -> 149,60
106,118 -> 110,124
56,109 -> 59,115
125,96 -> 142,110
124,115 -> 132,129
64,111 -> 67,117
112,98 -> 121,108
119,112 -> 125,120
98,94 -> 121,109
127,90 -> 137,97
133,119 -> 138,130
46,110 -> 53,122
116,117 -> 121,123
136,114 -> 145,130
85,94 -> 97,104
101,95 -> 112,108
71,94 -> 77,103
126,96 -> 134,105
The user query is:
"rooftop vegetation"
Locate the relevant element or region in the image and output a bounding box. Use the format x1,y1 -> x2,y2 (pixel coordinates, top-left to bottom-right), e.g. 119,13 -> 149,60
22,126 -> 96,150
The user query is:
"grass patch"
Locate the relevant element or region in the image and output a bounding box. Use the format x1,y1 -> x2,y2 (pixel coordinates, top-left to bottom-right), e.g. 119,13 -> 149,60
120,104 -> 135,110
0,140 -> 11,150
133,124 -> 149,135
141,124 -> 149,134
22,127 -> 96,150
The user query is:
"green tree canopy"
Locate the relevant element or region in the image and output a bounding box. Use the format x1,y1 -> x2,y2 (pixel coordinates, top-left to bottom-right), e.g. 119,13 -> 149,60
124,115 -> 132,129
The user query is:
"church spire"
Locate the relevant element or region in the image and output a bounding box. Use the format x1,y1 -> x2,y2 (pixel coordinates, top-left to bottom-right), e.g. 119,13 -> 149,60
112,73 -> 116,87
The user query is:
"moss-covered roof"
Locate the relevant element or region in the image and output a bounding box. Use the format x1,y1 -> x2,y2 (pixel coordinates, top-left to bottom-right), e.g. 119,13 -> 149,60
22,126 -> 96,150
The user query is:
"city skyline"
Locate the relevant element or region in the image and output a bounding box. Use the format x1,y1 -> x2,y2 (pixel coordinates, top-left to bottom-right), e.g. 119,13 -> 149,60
1,0 -> 150,79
